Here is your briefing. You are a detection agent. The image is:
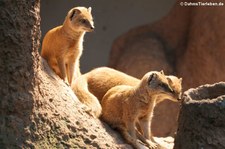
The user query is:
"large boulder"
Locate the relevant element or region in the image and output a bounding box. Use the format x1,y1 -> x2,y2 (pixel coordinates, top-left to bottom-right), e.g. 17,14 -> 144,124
174,82 -> 225,149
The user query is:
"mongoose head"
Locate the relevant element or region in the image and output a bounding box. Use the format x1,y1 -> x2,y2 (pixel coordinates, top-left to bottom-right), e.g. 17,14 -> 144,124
139,71 -> 182,103
66,6 -> 94,32
166,75 -> 183,101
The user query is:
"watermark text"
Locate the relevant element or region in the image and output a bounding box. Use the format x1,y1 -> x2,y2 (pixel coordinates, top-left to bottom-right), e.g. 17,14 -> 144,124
180,2 -> 224,7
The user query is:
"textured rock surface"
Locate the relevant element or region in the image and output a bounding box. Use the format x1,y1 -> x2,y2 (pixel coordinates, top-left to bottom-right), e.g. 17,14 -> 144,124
174,82 -> 225,149
31,60 -> 132,149
0,1 -> 131,148
109,0 -> 225,137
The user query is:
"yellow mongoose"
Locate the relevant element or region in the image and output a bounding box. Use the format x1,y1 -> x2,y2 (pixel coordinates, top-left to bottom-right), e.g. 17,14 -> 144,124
72,67 -> 139,117
101,71 -> 182,149
72,67 -> 182,118
41,6 -> 94,85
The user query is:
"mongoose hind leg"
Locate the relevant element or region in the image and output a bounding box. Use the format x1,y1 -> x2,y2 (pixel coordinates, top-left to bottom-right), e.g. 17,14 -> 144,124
122,122 -> 148,149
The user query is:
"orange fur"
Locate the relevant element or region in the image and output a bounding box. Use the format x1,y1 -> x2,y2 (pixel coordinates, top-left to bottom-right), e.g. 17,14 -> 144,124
41,6 -> 94,85
101,71 -> 182,149
72,67 -> 182,119
72,67 -> 139,117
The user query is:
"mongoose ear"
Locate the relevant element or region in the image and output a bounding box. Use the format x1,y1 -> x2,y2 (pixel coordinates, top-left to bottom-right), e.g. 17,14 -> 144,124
167,77 -> 173,84
160,70 -> 164,75
69,9 -> 81,21
179,78 -> 183,83
87,7 -> 92,13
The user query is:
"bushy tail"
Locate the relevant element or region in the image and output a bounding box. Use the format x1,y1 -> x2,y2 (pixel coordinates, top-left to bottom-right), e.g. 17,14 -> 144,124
72,75 -> 102,118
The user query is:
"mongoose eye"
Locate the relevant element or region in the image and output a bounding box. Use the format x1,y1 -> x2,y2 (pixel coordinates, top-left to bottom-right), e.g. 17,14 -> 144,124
80,19 -> 87,24
160,83 -> 174,93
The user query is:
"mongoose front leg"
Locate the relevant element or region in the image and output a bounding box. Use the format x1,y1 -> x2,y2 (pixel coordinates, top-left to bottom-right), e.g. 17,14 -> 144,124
139,115 -> 158,148
67,60 -> 75,85
139,117 -> 150,139
57,57 -> 68,84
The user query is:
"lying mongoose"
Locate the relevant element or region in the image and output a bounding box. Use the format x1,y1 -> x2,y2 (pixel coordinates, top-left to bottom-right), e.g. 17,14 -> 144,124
101,71 -> 182,149
41,6 -> 94,85
72,67 -> 182,118
72,67 -> 139,117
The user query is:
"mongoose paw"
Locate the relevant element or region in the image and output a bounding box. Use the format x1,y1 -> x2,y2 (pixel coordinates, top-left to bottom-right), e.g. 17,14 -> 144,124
146,140 -> 158,149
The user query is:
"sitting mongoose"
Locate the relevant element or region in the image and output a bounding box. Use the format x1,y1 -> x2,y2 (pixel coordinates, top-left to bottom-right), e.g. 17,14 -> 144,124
41,6 -> 94,85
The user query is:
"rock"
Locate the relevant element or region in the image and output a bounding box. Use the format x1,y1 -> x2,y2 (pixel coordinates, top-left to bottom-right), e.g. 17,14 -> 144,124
154,136 -> 174,149
109,34 -> 173,79
176,2 -> 225,89
174,82 -> 225,149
